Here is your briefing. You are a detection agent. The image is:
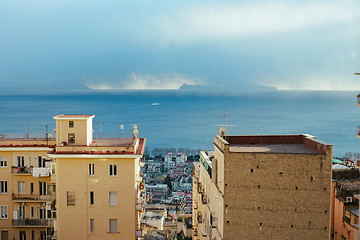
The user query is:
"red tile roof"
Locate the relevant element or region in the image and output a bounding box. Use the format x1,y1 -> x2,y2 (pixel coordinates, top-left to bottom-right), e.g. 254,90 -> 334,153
53,114 -> 94,118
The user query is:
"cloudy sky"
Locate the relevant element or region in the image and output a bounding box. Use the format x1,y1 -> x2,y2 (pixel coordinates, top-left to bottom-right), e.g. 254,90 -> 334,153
0,0 -> 359,92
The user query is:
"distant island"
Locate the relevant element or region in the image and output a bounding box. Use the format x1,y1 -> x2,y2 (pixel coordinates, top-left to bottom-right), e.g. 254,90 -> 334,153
179,83 -> 276,92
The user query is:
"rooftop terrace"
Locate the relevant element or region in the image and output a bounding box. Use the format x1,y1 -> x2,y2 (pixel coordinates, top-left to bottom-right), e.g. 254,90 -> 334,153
215,134 -> 331,154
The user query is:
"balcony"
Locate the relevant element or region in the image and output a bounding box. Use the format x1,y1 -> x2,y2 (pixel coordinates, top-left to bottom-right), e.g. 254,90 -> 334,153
33,167 -> 51,177
12,219 -> 49,227
11,166 -> 33,175
12,193 -> 47,202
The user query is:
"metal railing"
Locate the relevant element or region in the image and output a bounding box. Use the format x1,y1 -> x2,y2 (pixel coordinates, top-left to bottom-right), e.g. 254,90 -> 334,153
12,219 -> 49,226
11,166 -> 33,174
12,193 -> 47,201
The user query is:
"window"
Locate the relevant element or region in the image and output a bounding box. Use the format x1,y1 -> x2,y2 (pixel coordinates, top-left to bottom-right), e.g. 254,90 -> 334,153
30,206 -> 34,219
39,207 -> 46,219
89,164 -> 94,176
17,156 -> 24,167
68,133 -> 75,144
109,192 -> 117,206
38,156 -> 45,168
18,181 -> 25,194
18,205 -> 25,219
109,164 -> 117,176
31,231 -> 34,240
47,210 -> 52,219
0,156 -> 7,167
39,182 -> 46,196
90,191 -> 94,206
69,121 -> 74,128
0,181 -> 7,194
40,232 -> 45,240
0,206 -> 8,219
30,183 -> 34,194
109,219 -> 117,233
19,231 -> 26,240
67,191 -> 75,206
90,219 -> 95,233
1,231 -> 9,240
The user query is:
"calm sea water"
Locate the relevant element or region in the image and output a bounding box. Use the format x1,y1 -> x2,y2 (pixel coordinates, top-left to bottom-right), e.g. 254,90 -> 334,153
0,90 -> 359,157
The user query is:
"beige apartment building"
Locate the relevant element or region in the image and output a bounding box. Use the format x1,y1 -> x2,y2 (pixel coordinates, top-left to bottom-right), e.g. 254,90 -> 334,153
193,134 -> 333,240
0,114 -> 146,240
0,138 -> 56,240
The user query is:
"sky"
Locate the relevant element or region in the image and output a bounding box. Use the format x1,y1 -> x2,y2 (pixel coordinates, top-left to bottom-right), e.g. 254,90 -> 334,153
0,0 -> 359,93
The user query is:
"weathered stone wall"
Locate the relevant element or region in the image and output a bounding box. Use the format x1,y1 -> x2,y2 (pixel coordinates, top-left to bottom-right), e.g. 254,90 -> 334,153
223,149 -> 332,240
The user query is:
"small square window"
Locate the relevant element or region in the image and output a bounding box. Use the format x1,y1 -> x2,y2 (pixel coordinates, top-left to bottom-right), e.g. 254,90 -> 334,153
90,219 -> 95,233
89,164 -> 94,176
90,191 -> 94,206
109,192 -> 117,206
0,205 -> 8,219
68,133 -> 75,144
69,121 -> 74,128
67,191 -> 75,206
109,164 -> 117,176
109,219 -> 117,233
0,156 -> 7,167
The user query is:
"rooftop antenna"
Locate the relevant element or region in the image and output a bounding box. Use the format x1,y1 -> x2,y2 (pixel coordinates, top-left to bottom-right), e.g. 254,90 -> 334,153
26,122 -> 29,138
212,112 -> 235,137
120,124 -> 124,134
99,120 -> 102,138
45,125 -> 48,145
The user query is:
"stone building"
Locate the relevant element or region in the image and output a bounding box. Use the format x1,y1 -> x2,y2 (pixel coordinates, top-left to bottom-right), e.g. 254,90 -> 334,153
193,134 -> 333,240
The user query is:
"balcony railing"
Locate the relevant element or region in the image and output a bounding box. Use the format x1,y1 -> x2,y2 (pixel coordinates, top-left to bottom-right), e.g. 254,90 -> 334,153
11,166 -> 33,175
12,219 -> 49,226
12,193 -> 47,201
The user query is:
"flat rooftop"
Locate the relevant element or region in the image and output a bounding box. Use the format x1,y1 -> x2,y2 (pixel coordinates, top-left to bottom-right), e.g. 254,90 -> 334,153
229,144 -> 320,154
90,138 -> 134,147
216,134 -> 332,154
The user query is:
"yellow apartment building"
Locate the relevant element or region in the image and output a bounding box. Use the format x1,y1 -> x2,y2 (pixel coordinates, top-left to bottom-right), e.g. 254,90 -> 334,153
0,138 -> 56,240
48,114 -> 146,240
193,134 -> 333,240
0,114 -> 146,240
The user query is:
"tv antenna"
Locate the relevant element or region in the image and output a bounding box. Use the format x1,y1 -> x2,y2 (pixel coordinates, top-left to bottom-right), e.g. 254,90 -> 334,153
212,112 -> 235,136
26,122 -> 29,138
120,124 -> 124,134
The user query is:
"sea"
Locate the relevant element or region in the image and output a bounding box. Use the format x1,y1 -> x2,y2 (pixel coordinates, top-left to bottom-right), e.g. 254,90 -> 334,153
0,90 -> 359,157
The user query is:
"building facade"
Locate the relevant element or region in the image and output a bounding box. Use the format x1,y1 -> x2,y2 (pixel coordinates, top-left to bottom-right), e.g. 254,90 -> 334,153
193,134 -> 333,240
0,138 -> 56,240
0,114 -> 146,240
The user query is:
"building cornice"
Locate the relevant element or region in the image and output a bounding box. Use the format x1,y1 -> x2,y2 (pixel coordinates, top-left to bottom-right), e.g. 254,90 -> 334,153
0,147 -> 53,152
47,153 -> 142,159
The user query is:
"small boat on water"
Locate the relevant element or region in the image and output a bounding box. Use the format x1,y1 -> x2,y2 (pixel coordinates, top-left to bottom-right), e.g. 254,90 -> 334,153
152,102 -> 160,106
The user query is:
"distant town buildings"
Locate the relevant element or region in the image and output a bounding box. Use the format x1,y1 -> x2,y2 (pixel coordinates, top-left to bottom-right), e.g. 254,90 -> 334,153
193,134 -> 333,240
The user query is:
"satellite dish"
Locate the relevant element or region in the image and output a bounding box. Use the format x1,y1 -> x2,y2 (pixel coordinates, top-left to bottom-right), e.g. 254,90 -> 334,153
48,134 -> 53,139
218,127 -> 227,136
